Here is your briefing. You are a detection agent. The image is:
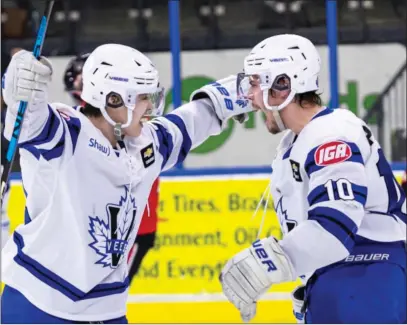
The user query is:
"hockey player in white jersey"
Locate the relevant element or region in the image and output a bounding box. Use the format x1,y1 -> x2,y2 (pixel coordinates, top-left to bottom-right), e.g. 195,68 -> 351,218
219,34 -> 406,324
1,45 -> 252,323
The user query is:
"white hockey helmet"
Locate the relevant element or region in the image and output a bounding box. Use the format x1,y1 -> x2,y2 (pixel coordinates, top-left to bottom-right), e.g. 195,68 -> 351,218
81,44 -> 164,129
237,34 -> 321,113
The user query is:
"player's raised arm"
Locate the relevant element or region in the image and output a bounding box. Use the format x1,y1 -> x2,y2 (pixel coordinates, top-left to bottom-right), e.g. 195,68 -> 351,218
142,75 -> 252,171
2,50 -> 77,163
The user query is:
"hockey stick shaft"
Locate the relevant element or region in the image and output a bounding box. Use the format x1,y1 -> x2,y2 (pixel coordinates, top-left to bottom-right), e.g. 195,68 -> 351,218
1,0 -> 55,204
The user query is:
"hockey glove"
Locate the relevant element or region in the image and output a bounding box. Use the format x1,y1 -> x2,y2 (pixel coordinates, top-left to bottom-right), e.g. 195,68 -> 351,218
291,285 -> 305,323
190,75 -> 253,128
220,237 -> 296,323
2,50 -> 52,107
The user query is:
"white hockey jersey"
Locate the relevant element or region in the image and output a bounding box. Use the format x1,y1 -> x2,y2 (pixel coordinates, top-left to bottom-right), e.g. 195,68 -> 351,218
1,98 -> 221,321
270,107 -> 406,278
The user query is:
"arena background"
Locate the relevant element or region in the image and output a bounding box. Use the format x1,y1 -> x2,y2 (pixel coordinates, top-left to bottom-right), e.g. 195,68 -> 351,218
1,0 -> 406,323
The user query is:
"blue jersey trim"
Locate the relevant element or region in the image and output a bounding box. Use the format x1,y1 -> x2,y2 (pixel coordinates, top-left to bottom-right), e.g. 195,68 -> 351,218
282,147 -> 293,160
311,107 -> 334,121
308,182 -> 367,207
19,106 -> 60,148
22,185 -> 31,225
165,114 -> 192,165
65,115 -> 81,154
308,206 -> 358,252
152,122 -> 174,169
40,126 -> 66,161
13,232 -> 129,302
21,146 -> 41,160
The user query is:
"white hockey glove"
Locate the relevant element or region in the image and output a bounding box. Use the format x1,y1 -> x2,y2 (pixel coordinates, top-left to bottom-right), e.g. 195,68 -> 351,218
2,49 -> 52,107
220,237 -> 296,323
291,285 -> 305,323
190,75 -> 253,128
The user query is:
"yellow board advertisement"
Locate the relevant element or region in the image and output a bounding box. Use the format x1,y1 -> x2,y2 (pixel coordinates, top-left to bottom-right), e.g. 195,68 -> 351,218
5,172 -> 404,323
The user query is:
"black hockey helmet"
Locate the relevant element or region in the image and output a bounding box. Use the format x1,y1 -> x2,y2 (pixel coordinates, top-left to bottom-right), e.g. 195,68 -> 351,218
63,53 -> 90,95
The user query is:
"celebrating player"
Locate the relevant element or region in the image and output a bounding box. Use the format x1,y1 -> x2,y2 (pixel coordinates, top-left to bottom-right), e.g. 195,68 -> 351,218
63,53 -> 160,284
1,44 -> 252,323
220,34 -> 406,324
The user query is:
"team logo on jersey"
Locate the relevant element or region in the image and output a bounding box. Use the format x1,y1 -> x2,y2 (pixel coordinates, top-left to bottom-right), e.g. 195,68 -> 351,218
275,197 -> 297,234
314,141 -> 352,166
141,143 -> 155,168
89,138 -> 111,156
289,159 -> 302,182
88,186 -> 137,269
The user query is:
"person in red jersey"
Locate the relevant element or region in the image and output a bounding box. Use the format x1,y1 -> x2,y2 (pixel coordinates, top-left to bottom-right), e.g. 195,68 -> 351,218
127,177 -> 159,283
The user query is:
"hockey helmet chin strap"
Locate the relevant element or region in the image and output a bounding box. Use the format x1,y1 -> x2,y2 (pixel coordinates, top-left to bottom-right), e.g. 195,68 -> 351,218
262,86 -> 298,133
272,110 -> 286,132
250,89 -> 299,237
113,123 -> 127,150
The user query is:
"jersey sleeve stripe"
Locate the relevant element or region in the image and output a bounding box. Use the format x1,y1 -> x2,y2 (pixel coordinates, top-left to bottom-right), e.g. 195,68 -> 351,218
40,127 -> 66,161
151,122 -> 174,169
19,105 -> 61,147
394,211 -> 407,224
164,114 -> 192,165
304,142 -> 364,177
308,206 -> 358,252
66,116 -> 81,153
308,183 -> 367,206
21,146 -> 41,160
282,146 -> 293,160
13,232 -> 129,301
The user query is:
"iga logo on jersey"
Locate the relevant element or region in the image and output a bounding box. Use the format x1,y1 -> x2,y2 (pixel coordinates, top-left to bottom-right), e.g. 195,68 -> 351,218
315,141 -> 352,166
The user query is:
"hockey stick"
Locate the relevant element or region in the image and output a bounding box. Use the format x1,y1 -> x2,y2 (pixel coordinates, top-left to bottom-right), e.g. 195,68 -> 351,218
1,0 -> 55,205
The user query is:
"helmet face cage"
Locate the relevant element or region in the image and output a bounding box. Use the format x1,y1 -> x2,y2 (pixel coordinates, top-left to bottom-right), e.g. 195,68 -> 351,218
236,71 -> 292,100
147,87 -> 165,116
104,86 -> 165,118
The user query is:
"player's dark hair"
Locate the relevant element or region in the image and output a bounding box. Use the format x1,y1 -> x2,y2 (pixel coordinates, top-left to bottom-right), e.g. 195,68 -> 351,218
295,91 -> 322,107
81,102 -> 102,118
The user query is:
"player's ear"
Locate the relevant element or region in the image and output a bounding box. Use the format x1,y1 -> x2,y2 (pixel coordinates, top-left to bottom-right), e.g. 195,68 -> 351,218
268,88 -> 290,101
280,89 -> 291,100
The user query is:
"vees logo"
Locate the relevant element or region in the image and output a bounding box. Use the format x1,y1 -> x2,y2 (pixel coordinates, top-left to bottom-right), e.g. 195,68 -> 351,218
88,186 -> 137,269
252,239 -> 277,272
315,141 -> 352,166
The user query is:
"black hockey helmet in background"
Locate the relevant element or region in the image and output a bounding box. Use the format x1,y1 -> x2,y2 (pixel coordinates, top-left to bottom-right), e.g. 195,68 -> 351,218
63,53 -> 90,100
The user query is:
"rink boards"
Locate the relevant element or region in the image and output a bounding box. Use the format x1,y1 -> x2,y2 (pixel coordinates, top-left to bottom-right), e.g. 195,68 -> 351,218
5,168 -> 405,323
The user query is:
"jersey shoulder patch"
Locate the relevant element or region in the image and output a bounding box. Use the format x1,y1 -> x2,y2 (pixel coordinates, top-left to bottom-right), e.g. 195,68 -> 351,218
314,140 -> 352,166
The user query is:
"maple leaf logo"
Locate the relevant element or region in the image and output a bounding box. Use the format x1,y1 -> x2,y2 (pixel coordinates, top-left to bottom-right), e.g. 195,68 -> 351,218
275,197 -> 297,234
88,216 -> 111,267
88,185 -> 138,269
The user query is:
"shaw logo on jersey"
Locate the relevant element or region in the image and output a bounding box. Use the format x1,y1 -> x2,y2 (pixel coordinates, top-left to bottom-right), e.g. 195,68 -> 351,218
88,186 -> 138,269
315,141 -> 352,166
89,138 -> 111,156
